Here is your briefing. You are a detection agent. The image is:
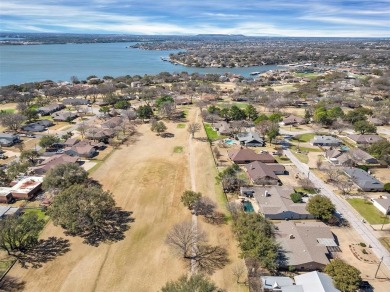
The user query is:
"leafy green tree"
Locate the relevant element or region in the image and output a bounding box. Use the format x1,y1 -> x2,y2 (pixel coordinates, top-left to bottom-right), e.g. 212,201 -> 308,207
219,108 -> 231,121
313,107 -> 332,126
207,105 -> 220,115
254,114 -> 269,125
233,213 -> 279,272
39,134 -> 60,149
137,105 -> 154,121
328,107 -> 344,119
367,140 -> 390,164
266,124 -> 279,145
354,120 -> 377,134
0,212 -> 45,255
155,96 -> 174,108
344,107 -> 371,124
181,190 -> 202,210
290,193 -> 302,203
99,106 -> 110,116
324,259 -> 362,292
24,108 -> 39,121
229,105 -> 246,121
268,112 -> 282,122
161,274 -> 219,292
151,121 -> 167,135
6,161 -> 29,180
114,100 -> 129,109
20,149 -> 39,165
306,195 -> 335,220
48,184 -> 115,235
384,183 -> 390,193
43,163 -> 89,192
245,104 -> 258,121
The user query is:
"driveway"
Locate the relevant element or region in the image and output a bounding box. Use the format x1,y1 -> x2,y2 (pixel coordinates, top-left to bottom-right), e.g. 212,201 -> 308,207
284,149 -> 390,271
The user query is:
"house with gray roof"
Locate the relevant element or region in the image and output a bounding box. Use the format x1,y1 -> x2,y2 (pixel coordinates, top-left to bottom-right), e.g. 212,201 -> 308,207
347,134 -> 383,145
212,121 -> 234,135
236,131 -> 265,147
294,271 -> 340,292
275,221 -> 337,271
261,276 -> 303,292
326,148 -> 377,166
243,186 -> 314,220
37,103 -> 65,115
312,136 -> 341,147
344,168 -> 384,191
51,111 -> 78,122
0,133 -> 20,146
372,197 -> 390,215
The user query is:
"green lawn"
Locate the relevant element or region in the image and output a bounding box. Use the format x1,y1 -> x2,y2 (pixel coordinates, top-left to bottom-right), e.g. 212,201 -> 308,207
23,208 -> 49,222
291,145 -> 321,153
217,102 -> 249,109
379,237 -> 390,252
274,155 -> 291,164
204,123 -> 226,141
0,258 -> 14,276
291,150 -> 309,164
294,73 -> 320,79
176,123 -> 186,129
347,198 -> 390,224
293,133 -> 315,142
173,146 -> 183,153
0,109 -> 16,114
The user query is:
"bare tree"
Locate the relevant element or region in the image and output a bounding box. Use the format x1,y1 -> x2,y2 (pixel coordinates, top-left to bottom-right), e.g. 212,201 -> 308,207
336,178 -> 354,196
187,123 -> 202,138
0,113 -> 26,132
166,221 -> 207,259
77,123 -> 89,139
122,109 -> 137,122
316,156 -> 323,170
324,168 -> 342,183
192,245 -> 229,274
232,263 -> 247,284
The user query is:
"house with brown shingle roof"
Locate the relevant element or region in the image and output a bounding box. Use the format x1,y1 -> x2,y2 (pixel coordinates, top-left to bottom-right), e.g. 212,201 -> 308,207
244,161 -> 285,185
228,148 -> 275,164
281,115 -> 306,126
32,155 -> 79,175
347,134 -> 383,145
275,221 -> 337,271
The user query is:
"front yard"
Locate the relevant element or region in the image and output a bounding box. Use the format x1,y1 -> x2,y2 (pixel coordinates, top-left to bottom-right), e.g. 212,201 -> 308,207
347,198 -> 390,224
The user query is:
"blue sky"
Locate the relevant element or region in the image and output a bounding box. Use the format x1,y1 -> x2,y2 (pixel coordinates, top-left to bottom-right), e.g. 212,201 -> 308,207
1,0 -> 389,37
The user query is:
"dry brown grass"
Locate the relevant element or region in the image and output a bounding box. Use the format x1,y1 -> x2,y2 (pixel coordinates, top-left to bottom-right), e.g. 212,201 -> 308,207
7,108 -> 246,292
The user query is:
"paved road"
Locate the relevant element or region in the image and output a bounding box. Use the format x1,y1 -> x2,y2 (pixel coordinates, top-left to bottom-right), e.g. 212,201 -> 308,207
284,149 -> 390,270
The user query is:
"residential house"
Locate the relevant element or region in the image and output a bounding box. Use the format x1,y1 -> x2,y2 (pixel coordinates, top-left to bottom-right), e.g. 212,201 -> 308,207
237,132 -> 265,147
244,162 -> 285,186
63,98 -> 89,106
275,221 -> 337,271
261,271 -> 339,292
64,141 -> 97,158
32,154 -> 79,175
101,117 -> 122,129
212,121 -> 234,136
21,120 -> 53,132
347,134 -> 383,145
229,148 -> 275,164
175,96 -> 191,105
243,186 -> 314,219
368,117 -> 384,126
344,168 -> 384,191
0,188 -> 13,203
294,271 -> 340,292
63,138 -> 80,147
0,206 -> 21,218
37,103 -> 65,115
312,136 -> 342,147
0,133 -> 20,146
130,81 -> 142,88
51,111 -> 78,122
10,176 -> 43,200
281,115 -> 306,126
326,148 -> 377,166
372,197 -> 390,215
85,128 -> 115,142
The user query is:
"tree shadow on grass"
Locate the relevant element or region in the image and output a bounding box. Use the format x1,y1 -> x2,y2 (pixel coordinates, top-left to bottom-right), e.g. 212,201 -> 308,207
15,237 -> 71,269
70,209 -> 135,247
0,276 -> 26,292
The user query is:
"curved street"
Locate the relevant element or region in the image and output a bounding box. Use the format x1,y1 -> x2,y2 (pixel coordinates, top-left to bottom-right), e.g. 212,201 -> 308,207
284,149 -> 390,270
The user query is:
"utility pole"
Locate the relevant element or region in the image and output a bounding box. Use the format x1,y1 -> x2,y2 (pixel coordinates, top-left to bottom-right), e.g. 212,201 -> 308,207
375,256 -> 384,278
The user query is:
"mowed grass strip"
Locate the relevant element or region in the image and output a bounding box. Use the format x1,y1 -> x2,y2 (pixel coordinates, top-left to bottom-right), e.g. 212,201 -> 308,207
347,198 -> 390,224
293,133 -> 315,142
379,237 -> 390,252
204,123 -> 226,141
173,146 -> 183,153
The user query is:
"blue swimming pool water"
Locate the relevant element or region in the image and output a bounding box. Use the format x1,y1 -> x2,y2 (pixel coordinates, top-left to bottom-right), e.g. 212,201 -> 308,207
242,201 -> 254,213
224,139 -> 236,145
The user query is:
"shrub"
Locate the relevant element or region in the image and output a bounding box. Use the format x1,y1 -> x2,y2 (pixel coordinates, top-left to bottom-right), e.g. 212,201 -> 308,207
356,165 -> 369,172
290,193 -> 303,203
384,183 -> 390,193
359,242 -> 366,247
362,249 -> 368,254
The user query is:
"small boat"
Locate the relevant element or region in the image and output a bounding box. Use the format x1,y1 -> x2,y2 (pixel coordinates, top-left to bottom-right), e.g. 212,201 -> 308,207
250,71 -> 261,75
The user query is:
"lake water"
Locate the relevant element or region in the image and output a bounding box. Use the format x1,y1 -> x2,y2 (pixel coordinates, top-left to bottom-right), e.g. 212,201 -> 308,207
0,42 -> 280,86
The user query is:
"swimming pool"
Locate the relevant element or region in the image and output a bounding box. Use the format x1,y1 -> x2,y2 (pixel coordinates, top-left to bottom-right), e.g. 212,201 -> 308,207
224,139 -> 236,145
242,201 -> 254,213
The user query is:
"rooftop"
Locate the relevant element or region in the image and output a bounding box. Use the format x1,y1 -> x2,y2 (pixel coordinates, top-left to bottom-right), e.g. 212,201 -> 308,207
11,176 -> 43,194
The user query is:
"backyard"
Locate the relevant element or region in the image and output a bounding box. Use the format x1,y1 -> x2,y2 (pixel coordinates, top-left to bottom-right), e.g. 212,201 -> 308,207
347,198 -> 390,224
204,123 -> 227,141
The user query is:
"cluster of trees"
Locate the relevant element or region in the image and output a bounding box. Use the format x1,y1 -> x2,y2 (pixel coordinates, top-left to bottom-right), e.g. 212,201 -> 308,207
368,140 -> 390,165
324,259 -> 362,291
216,164 -> 246,193
44,163 -> 132,244
306,195 -> 336,221
161,274 -> 220,292
207,104 -> 258,122
233,212 -> 279,272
